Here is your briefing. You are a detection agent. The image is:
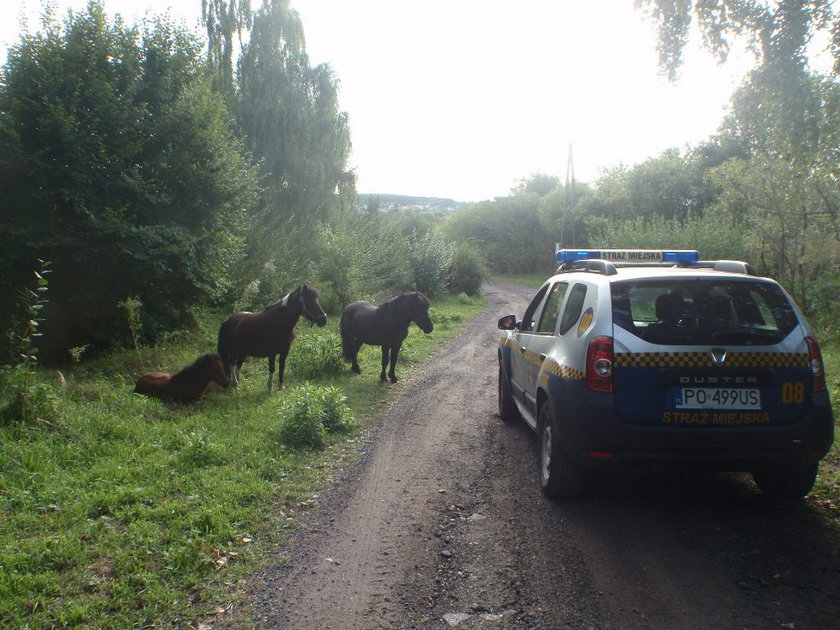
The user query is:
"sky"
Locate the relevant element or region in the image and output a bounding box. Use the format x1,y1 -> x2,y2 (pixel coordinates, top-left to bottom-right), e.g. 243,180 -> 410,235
0,0 -> 819,202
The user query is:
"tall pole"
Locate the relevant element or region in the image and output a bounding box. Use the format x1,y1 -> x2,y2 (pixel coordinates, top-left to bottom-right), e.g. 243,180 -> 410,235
564,143 -> 576,246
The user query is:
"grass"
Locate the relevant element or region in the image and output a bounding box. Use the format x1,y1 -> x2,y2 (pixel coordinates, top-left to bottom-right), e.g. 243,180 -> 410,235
812,339 -> 840,512
0,293 -> 485,629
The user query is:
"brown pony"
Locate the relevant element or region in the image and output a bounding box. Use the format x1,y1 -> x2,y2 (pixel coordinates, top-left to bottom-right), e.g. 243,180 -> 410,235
217,284 -> 328,391
134,353 -> 230,403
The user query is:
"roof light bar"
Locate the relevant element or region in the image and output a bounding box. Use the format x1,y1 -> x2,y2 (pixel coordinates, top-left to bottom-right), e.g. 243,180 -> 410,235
555,249 -> 700,265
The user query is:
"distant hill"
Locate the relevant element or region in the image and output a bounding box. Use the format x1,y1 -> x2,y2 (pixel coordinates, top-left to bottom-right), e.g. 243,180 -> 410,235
357,193 -> 460,213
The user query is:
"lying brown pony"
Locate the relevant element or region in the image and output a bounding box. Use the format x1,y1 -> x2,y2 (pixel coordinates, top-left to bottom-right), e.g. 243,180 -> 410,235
134,353 -> 230,403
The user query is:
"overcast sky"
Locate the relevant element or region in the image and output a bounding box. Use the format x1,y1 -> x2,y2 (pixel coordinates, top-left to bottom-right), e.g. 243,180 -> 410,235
1,0 -> 818,202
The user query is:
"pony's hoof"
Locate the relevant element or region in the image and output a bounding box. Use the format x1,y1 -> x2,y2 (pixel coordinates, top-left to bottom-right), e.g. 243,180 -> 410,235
389,376 -> 399,384
351,366 -> 361,375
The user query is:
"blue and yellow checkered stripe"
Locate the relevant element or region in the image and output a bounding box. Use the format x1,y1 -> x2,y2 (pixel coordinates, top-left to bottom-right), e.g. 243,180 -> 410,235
542,358 -> 585,380
614,352 -> 809,369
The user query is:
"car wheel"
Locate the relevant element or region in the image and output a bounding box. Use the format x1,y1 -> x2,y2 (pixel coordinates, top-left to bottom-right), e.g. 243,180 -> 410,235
537,403 -> 583,499
752,464 -> 818,500
498,366 -> 520,423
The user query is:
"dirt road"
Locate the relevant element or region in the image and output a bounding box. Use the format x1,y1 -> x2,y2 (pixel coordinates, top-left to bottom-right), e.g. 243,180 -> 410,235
246,282 -> 840,629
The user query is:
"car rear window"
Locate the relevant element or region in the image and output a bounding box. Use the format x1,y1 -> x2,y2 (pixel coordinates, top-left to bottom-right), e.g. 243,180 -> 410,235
611,277 -> 799,345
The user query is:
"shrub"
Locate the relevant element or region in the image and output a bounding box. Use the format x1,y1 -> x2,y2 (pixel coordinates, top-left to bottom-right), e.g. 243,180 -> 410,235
447,243 -> 489,296
0,369 -> 61,429
317,385 -> 356,434
408,231 -> 453,297
276,383 -> 356,450
286,329 -> 345,380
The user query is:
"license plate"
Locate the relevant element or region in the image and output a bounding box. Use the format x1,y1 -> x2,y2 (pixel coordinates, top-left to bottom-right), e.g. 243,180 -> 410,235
675,388 -> 761,410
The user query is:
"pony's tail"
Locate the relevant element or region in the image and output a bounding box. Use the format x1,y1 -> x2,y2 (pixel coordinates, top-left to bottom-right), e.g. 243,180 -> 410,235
340,310 -> 355,363
217,322 -> 229,365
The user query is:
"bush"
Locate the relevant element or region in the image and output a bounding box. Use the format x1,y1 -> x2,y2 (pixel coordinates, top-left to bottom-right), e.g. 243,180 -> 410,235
0,369 -> 62,429
286,328 -> 344,381
447,243 -> 489,296
276,383 -> 356,450
408,231 -> 453,297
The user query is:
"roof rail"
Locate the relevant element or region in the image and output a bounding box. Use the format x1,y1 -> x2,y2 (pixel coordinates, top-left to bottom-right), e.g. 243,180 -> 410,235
557,259 -> 618,276
694,260 -> 756,275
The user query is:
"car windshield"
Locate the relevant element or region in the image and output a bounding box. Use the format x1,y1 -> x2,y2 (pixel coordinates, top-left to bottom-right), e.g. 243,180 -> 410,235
611,277 -> 799,345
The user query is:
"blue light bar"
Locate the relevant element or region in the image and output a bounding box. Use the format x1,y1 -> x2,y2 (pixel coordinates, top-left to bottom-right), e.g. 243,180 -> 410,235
555,249 -> 700,265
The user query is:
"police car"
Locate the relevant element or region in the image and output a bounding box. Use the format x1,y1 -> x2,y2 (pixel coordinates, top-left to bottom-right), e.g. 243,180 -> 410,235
497,248 -> 834,499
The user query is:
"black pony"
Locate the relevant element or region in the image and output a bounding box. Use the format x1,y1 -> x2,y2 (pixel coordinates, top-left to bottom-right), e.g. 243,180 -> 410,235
217,284 -> 327,391
340,291 -> 433,383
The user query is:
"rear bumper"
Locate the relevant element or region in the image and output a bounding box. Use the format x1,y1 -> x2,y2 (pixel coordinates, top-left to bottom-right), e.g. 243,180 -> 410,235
550,390 -> 835,473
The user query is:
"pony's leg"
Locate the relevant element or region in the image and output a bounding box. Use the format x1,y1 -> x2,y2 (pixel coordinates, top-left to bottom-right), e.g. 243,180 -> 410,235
379,346 -> 390,382
350,340 -> 363,374
276,354 -> 287,390
267,355 -> 275,392
388,343 -> 402,384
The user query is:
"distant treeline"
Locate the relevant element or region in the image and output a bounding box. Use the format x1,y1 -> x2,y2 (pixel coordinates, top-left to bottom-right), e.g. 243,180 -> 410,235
442,69 -> 840,330
358,194 -> 459,211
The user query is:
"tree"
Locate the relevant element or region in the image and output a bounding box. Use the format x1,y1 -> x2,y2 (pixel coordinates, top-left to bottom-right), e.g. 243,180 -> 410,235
0,1 -> 258,361
234,0 -> 355,278
443,191 -> 555,274
636,0 -> 839,80
202,0 -> 252,96
707,75 -> 840,313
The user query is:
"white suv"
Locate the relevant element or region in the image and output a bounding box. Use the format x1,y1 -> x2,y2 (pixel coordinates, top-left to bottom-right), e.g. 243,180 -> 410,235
498,249 -> 834,499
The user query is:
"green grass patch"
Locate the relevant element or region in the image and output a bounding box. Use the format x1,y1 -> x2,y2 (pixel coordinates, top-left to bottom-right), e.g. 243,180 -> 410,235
0,293 -> 485,628
812,336 -> 840,515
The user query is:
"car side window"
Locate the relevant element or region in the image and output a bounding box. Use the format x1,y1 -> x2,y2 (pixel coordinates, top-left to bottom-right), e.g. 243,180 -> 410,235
558,283 -> 587,335
520,284 -> 550,332
536,282 -> 568,333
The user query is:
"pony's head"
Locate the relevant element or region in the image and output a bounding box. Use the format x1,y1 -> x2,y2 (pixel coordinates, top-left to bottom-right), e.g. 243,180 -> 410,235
406,291 -> 433,334
298,284 -> 328,327
197,353 -> 231,388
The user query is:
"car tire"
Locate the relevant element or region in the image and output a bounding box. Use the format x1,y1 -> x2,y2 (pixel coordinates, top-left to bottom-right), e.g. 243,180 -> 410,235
752,464 -> 818,500
537,403 -> 583,499
498,366 -> 520,423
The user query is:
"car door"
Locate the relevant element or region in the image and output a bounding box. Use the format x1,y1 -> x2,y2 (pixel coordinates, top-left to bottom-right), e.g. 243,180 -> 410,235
509,283 -> 550,404
514,282 -> 569,416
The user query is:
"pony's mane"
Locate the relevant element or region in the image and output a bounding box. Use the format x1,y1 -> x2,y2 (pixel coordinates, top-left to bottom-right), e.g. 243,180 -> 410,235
380,291 -> 429,316
169,353 -> 220,384
395,290 -> 429,306
265,284 -> 319,311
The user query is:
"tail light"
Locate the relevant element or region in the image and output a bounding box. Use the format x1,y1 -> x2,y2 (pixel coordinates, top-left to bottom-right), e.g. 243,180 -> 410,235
805,336 -> 826,393
587,336 -> 614,393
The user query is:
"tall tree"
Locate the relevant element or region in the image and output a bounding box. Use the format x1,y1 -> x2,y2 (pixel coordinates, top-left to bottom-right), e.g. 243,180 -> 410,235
0,1 -> 257,361
202,0 -> 252,96
708,74 -> 840,311
236,0 -> 354,262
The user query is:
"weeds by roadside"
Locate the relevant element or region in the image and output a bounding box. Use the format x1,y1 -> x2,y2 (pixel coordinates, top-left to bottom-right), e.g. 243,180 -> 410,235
0,293 -> 484,628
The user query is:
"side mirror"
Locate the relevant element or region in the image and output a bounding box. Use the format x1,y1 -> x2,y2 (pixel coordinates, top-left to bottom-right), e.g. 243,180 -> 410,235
498,314 -> 518,330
